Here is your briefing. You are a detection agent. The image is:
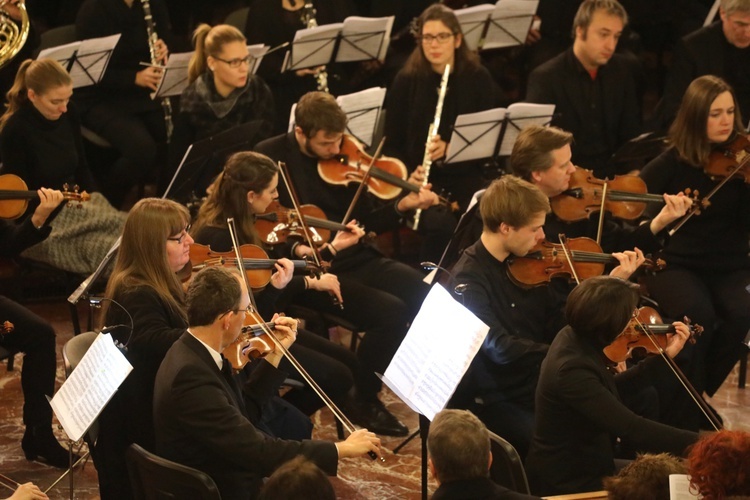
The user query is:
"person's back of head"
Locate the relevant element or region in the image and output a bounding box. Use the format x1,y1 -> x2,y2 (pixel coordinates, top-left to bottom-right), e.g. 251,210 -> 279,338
603,453 -> 686,500
257,455 -> 335,500
688,430 -> 750,498
428,409 -> 490,484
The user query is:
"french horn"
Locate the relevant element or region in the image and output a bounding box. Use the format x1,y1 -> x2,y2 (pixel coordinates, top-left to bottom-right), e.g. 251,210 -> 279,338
0,0 -> 29,69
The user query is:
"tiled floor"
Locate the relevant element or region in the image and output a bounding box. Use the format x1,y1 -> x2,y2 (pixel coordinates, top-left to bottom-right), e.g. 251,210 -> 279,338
1,299 -> 748,499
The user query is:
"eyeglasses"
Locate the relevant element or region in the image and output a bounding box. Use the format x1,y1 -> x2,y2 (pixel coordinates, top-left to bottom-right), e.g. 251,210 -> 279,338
420,33 -> 454,44
167,224 -> 192,244
213,55 -> 253,68
220,304 -> 254,319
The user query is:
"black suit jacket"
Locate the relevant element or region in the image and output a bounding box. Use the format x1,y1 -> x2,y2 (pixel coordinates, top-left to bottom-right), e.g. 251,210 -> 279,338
526,48 -> 641,178
153,332 -> 337,500
432,477 -> 541,500
525,326 -> 698,495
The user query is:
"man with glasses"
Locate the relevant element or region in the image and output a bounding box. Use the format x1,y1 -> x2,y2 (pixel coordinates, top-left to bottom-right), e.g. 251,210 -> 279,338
660,0 -> 750,128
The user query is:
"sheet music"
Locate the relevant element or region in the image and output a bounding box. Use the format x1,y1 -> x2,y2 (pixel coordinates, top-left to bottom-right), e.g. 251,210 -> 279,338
37,40 -> 79,68
154,51 -> 191,98
669,475 -> 701,499
285,22 -> 343,70
247,44 -> 269,75
445,107 -> 507,164
50,333 -> 132,442
483,0 -> 539,50
336,16 -> 394,62
382,285 -> 489,421
73,34 -> 121,88
454,4 -> 494,51
499,102 -> 554,155
336,87 -> 386,147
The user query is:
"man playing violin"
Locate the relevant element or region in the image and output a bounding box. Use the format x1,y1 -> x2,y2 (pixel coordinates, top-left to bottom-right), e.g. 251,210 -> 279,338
254,91 -> 438,436
153,266 -> 380,500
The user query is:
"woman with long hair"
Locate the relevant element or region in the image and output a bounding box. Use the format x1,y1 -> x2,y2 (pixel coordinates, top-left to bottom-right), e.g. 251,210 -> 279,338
639,75 -> 750,432
0,58 -> 125,275
165,23 -> 275,193
192,151 -> 410,437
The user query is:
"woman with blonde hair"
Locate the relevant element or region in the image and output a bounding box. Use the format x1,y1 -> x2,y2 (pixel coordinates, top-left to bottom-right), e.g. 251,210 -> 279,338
165,23 -> 275,193
0,58 -> 125,275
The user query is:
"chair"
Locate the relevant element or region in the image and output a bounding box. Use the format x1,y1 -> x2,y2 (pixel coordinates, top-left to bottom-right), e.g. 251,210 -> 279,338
225,7 -> 249,33
36,24 -> 77,54
739,329 -> 750,389
126,443 -> 222,500
488,431 -> 531,494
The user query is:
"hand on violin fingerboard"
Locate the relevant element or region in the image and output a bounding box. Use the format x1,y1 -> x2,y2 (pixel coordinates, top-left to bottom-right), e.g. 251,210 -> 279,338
269,258 -> 295,290
397,187 -> 439,212
649,192 -> 694,234
608,248 -> 645,280
664,321 -> 691,359
305,273 -> 343,305
408,166 -> 427,186
30,188 -> 64,229
330,221 -> 364,252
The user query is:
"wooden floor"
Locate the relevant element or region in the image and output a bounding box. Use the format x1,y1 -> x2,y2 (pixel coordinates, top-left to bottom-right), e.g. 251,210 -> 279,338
1,298 -> 748,499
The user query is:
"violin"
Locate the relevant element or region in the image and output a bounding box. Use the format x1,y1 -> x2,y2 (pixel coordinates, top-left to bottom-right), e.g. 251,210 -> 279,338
506,236 -> 665,287
705,133 -> 750,183
603,306 -> 702,363
183,243 -> 321,289
319,135 -> 458,210
255,200 -> 354,247
222,320 -> 277,370
551,167 -> 689,222
1,321 -> 13,334
0,174 -> 91,220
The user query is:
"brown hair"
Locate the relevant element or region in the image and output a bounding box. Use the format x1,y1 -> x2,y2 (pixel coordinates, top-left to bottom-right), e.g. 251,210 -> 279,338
104,198 -> 190,324
404,3 -> 479,76
566,276 -> 640,347
188,23 -> 246,83
0,58 -> 71,132
668,75 -> 744,167
294,91 -> 347,138
721,0 -> 750,15
572,0 -> 628,38
192,151 -> 278,246
688,430 -> 750,498
509,126 -> 574,181
428,409 -> 490,483
480,175 -> 550,233
186,267 -> 242,327
258,456 -> 335,500
603,453 -> 687,500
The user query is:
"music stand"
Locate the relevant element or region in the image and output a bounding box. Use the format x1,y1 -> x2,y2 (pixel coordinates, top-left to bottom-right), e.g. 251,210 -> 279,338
609,131 -> 667,168
337,87 -> 386,148
37,34 -> 121,88
153,51 -> 191,99
454,1 -> 539,52
164,120 -> 268,205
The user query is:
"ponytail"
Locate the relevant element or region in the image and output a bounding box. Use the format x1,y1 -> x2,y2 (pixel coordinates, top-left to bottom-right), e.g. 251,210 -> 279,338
0,59 -> 34,132
188,23 -> 212,84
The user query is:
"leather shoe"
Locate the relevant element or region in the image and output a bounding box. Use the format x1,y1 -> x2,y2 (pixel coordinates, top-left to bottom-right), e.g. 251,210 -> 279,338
22,426 -> 79,469
349,399 -> 409,437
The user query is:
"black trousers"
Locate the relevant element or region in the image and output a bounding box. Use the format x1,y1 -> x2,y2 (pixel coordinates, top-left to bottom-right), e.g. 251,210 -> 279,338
0,296 -> 57,428
645,266 -> 750,430
286,255 -> 429,397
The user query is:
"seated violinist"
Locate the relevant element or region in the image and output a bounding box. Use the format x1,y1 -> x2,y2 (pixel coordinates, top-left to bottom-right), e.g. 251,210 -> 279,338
191,151 -> 407,436
253,91 -> 439,436
525,276 -> 698,496
153,266 -> 381,500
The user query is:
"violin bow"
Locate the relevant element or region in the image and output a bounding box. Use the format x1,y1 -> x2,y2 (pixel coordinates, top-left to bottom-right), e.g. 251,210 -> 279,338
669,156 -> 748,236
341,136 -> 386,225
226,218 -> 382,461
631,314 -> 722,431
276,161 -> 324,269
595,182 -> 608,246
558,234 -> 582,285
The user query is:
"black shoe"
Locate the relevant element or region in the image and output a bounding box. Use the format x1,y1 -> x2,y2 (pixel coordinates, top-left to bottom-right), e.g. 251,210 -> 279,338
350,399 -> 409,437
21,426 -> 79,469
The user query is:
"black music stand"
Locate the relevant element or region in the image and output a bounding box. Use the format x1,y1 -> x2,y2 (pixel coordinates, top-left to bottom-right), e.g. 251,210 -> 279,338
38,34 -> 120,88
163,120 -> 267,204
610,131 -> 668,170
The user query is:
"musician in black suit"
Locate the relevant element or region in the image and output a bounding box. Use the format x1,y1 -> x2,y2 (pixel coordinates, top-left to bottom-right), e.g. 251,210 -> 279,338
659,0 -> 750,128
153,266 -> 380,500
526,0 -> 641,179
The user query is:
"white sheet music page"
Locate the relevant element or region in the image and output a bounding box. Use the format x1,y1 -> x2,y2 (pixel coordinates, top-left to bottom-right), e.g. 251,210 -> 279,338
50,333 -> 132,442
669,475 -> 701,499
73,34 -> 121,88
483,0 -> 539,51
337,16 -> 394,62
247,44 -> 269,75
154,51 -> 192,98
287,23 -> 343,70
445,107 -> 507,164
37,40 -> 80,67
382,285 -> 489,421
498,102 -> 554,155
336,87 -> 386,147
453,4 -> 494,51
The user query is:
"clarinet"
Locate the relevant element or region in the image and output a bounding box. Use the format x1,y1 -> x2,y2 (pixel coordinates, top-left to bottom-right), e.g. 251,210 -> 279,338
300,1 -> 330,93
411,64 -> 450,231
141,0 -> 174,140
